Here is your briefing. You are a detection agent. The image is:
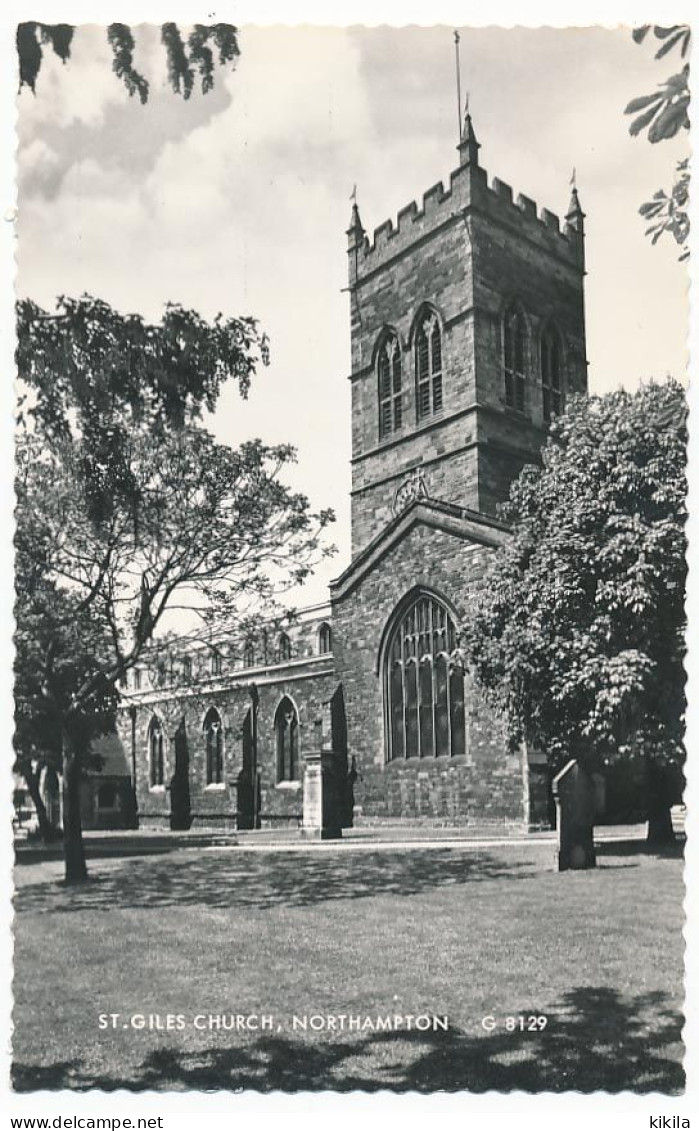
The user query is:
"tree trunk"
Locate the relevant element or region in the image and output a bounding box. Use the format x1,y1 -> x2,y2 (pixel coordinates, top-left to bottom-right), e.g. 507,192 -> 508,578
20,761 -> 57,844
62,736 -> 89,884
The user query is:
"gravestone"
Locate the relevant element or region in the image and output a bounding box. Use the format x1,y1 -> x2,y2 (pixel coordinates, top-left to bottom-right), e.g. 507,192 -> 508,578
552,759 -> 603,871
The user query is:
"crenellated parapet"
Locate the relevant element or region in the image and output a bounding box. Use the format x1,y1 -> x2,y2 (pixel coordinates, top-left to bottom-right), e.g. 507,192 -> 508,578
348,138 -> 584,281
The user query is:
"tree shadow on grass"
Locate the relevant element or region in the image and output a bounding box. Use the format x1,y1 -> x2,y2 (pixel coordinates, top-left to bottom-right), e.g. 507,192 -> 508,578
15,842 -> 182,868
14,847 -> 545,915
12,986 -> 684,1094
596,837 -> 685,861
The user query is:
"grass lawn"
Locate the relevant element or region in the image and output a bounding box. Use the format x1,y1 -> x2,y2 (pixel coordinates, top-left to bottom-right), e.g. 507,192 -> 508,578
12,839 -> 685,1093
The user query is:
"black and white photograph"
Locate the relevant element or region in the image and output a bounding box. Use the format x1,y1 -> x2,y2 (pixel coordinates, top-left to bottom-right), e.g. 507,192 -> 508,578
6,9 -> 693,1110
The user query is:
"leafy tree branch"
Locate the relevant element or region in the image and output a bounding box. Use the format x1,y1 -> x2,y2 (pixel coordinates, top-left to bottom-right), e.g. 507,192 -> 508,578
625,25 -> 691,259
15,296 -> 334,881
17,22 -> 240,102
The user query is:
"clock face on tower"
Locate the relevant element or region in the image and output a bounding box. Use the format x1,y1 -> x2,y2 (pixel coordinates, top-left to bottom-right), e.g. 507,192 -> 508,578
392,467 -> 429,517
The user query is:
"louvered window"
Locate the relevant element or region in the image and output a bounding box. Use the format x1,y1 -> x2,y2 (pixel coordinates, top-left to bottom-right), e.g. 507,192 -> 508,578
415,314 -> 443,422
504,306 -> 527,412
541,327 -> 563,423
378,335 -> 403,438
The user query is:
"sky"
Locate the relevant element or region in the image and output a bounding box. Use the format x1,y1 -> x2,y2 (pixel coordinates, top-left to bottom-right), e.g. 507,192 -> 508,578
15,24 -> 690,607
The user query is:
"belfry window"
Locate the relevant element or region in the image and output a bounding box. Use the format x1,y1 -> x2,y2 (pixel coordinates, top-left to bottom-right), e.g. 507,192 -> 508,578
275,696 -> 299,782
384,594 -> 466,761
277,632 -> 292,663
148,717 -> 165,787
377,335 -> 403,438
210,649 -> 222,677
415,314 -> 443,421
503,306 -> 528,412
204,707 -> 224,786
243,640 -> 255,668
541,326 -> 563,423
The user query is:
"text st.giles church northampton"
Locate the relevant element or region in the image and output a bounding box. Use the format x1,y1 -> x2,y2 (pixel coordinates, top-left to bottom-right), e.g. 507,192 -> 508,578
109,111 -> 588,834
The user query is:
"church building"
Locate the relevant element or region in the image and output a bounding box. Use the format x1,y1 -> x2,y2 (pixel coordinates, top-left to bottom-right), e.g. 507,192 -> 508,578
112,112 -> 587,833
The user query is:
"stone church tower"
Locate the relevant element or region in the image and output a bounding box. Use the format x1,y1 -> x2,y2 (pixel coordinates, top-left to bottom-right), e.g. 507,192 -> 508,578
346,112 -> 587,554
331,113 -> 587,824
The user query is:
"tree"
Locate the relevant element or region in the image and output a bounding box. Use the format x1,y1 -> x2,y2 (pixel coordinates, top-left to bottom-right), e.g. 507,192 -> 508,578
625,25 -> 690,260
463,381 -> 686,844
16,296 -> 335,882
17,22 -> 240,103
13,558 -> 118,847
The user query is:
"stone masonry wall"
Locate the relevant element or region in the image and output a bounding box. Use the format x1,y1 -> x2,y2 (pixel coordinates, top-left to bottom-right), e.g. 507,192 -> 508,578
331,519 -> 527,824
119,666 -> 337,830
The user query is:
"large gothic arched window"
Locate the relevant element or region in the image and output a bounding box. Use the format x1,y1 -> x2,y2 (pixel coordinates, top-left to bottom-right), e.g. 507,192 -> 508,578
377,334 -> 403,438
541,324 -> 564,423
148,716 -> 165,787
415,313 -> 443,421
503,304 -> 528,412
384,594 -> 466,761
204,707 -> 223,786
275,696 -> 299,782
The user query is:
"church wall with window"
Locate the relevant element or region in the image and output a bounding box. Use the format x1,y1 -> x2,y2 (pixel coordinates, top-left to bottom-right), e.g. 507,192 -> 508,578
79,731 -> 135,831
331,519 -> 537,824
122,603 -> 332,695
118,619 -> 337,831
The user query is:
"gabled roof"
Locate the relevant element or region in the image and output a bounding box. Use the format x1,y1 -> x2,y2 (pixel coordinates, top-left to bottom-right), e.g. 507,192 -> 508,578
330,498 -> 510,600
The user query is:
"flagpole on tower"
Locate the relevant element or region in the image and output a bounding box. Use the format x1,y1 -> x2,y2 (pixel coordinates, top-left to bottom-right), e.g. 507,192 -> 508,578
454,30 -> 462,142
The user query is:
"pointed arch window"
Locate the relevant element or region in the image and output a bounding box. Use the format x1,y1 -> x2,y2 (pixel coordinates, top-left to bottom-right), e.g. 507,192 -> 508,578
384,594 -> 466,761
377,334 -> 403,438
210,649 -> 222,677
275,696 -> 299,782
318,622 -> 332,655
277,632 -> 292,663
415,313 -> 443,422
503,305 -> 528,412
243,640 -> 255,668
541,325 -> 563,423
204,707 -> 224,785
183,656 -> 192,681
148,717 -> 165,787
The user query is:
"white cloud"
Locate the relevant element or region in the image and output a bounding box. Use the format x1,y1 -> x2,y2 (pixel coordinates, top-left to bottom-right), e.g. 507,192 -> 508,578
15,26 -> 690,600
17,26 -> 131,131
17,136 -> 58,174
